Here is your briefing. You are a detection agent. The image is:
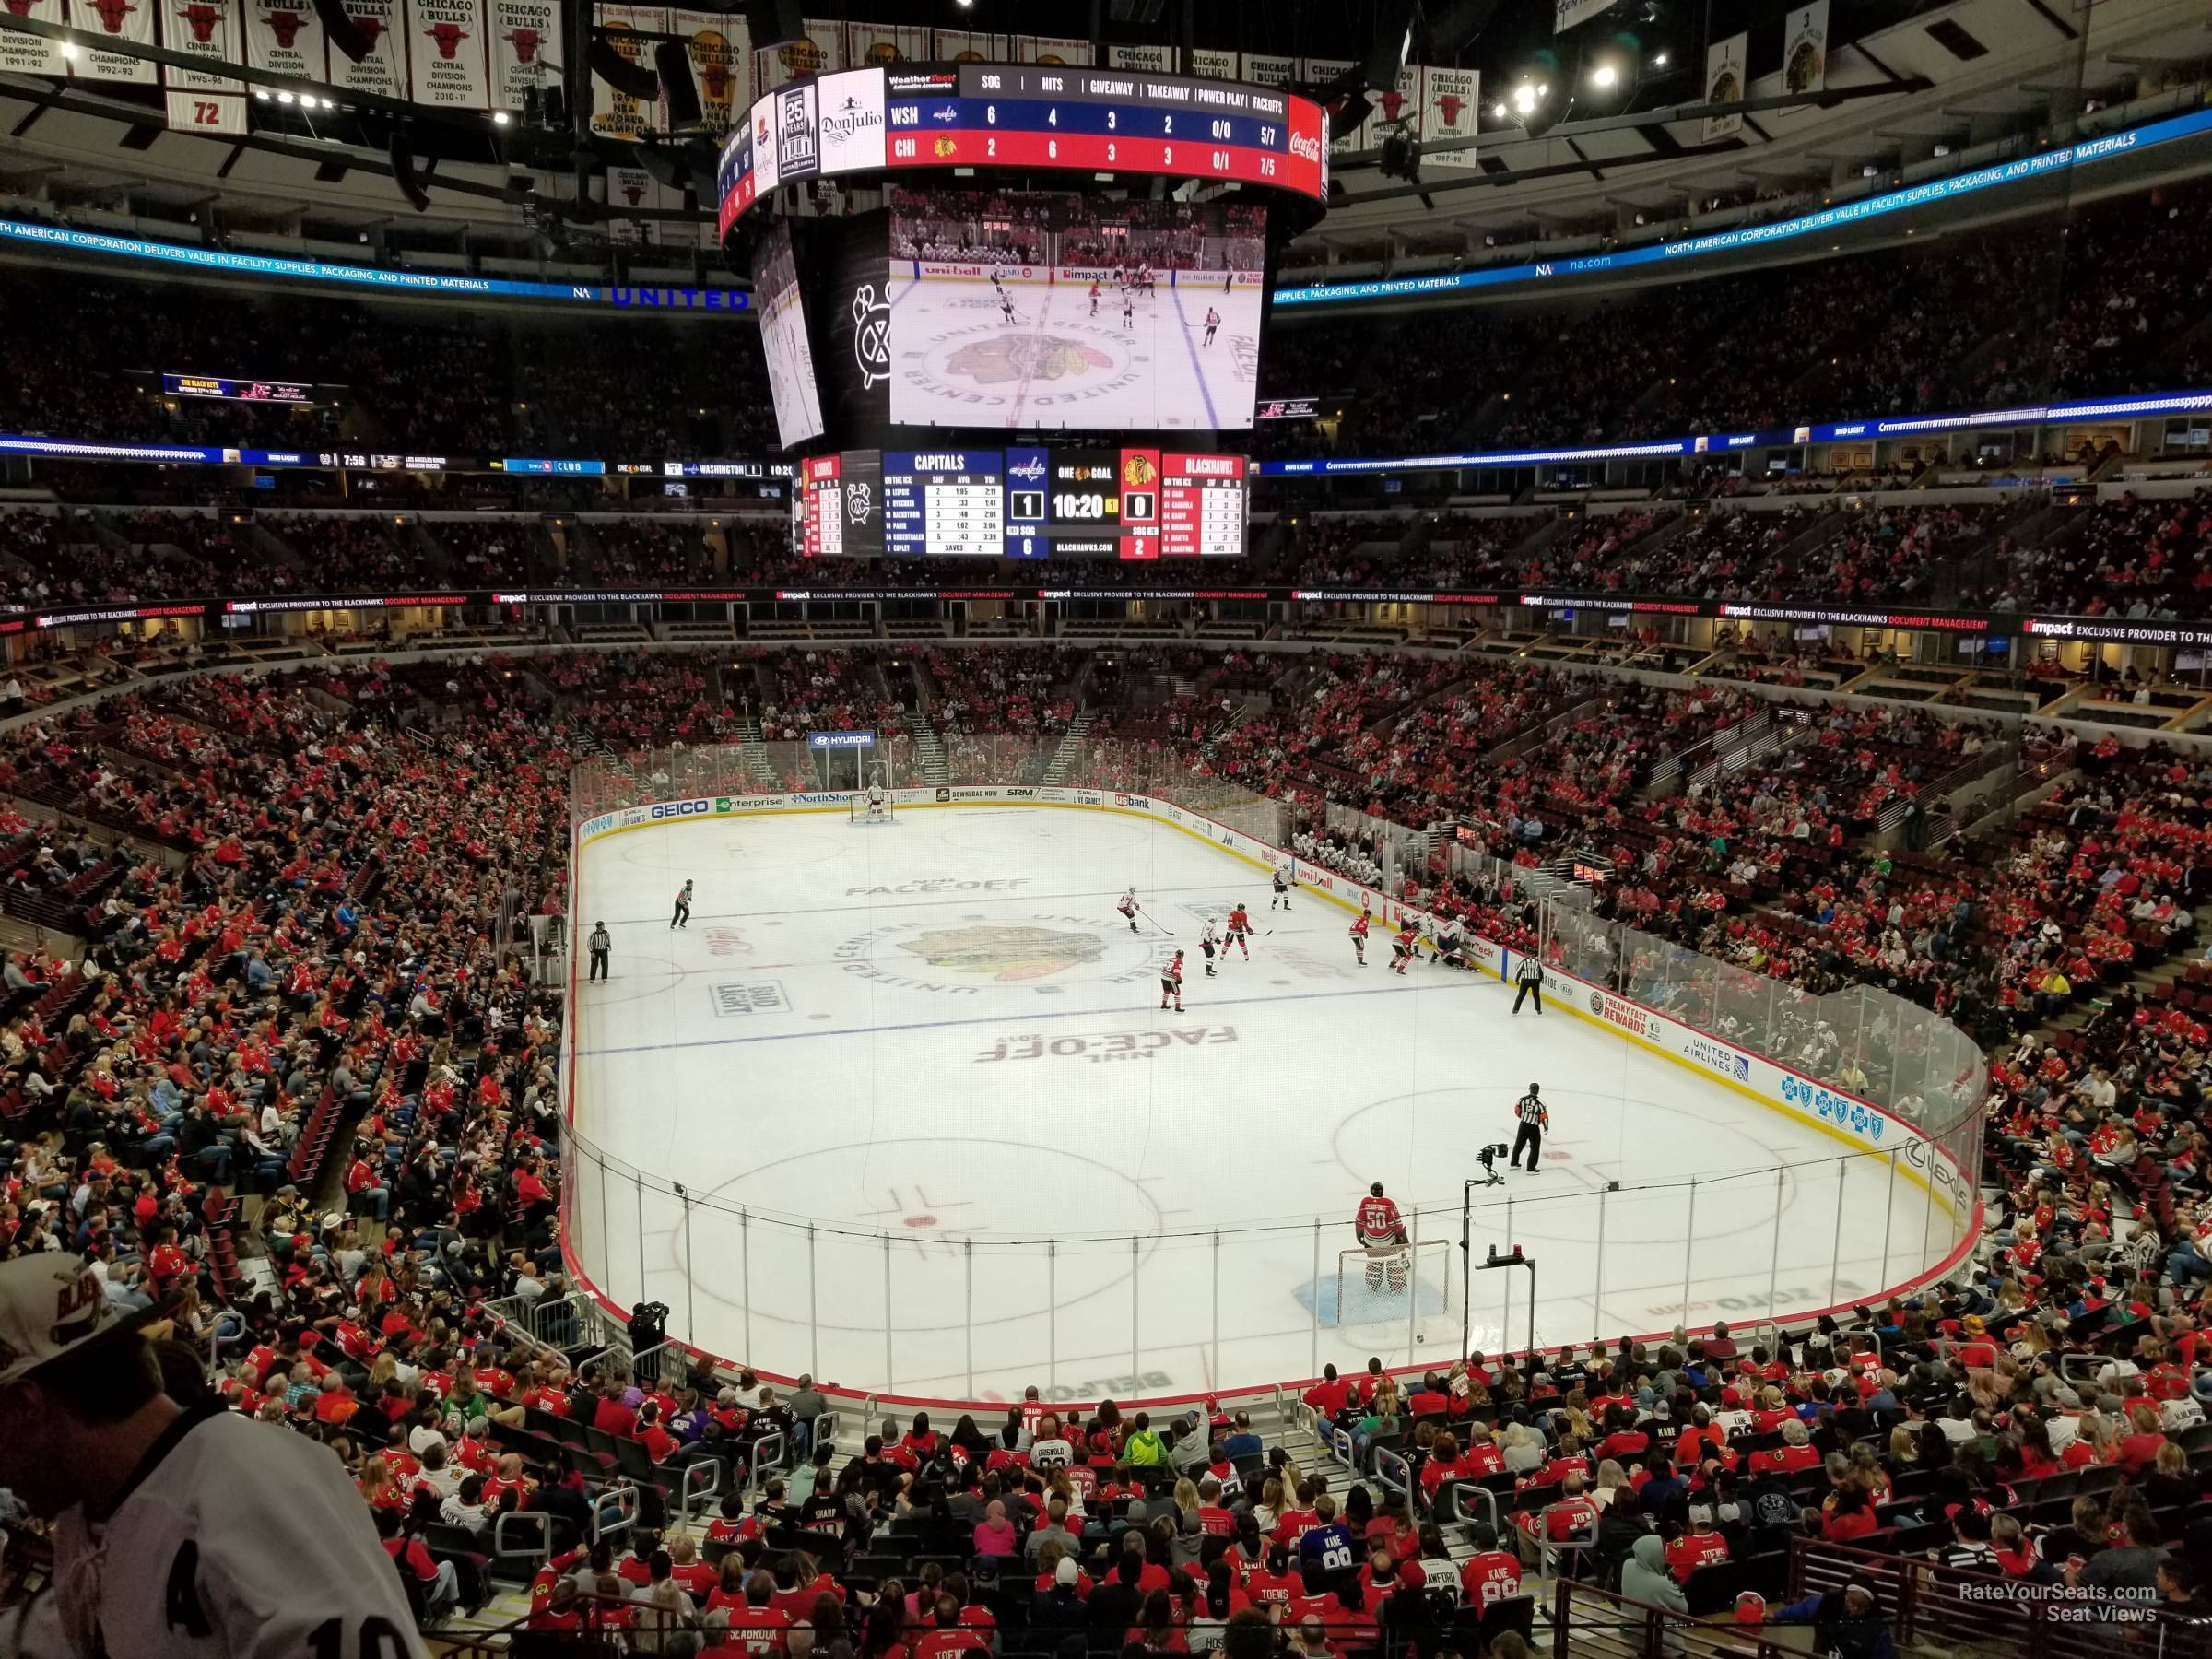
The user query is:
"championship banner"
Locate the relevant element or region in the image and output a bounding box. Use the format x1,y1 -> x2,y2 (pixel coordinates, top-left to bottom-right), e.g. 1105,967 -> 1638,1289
1783,0 -> 1828,94
488,0 -> 561,112
408,0 -> 490,107
244,0 -> 326,81
1301,58 -> 1360,154
1419,65 -> 1478,168
162,0 -> 246,134
1703,31 -> 1747,141
1371,62 -> 1421,139
1188,46 -> 1236,80
751,19 -> 838,97
929,28 -> 1001,64
1107,42 -> 1174,74
672,6 -> 747,136
845,20 -> 924,65
590,3 -> 663,140
1555,0 -> 1610,31
1240,53 -> 1295,87
1015,35 -> 1092,65
68,0 -> 158,83
0,0 -> 68,76
330,0 -> 405,98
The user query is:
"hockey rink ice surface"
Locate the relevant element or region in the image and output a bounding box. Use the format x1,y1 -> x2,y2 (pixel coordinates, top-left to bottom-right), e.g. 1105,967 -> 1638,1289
568,805 -> 1958,1403
884,272 -> 1262,430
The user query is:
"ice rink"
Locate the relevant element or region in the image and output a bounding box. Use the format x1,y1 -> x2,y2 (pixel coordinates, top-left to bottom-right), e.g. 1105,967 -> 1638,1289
884,271 -> 1261,430
566,803 -> 1959,1403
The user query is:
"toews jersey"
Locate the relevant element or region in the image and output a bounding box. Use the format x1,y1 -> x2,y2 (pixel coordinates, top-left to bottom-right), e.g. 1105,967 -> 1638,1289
15,1402 -> 429,1659
1355,1194 -> 1404,1247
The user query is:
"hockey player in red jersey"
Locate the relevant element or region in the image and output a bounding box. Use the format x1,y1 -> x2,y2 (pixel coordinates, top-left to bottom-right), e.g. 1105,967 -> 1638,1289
1224,903 -> 1252,959
1349,910 -> 1371,965
1391,921 -> 1418,975
1159,950 -> 1185,1013
1354,1181 -> 1409,1295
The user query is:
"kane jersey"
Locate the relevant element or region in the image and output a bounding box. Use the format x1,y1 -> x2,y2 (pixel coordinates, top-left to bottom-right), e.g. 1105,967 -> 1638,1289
1355,1193 -> 1405,1247
15,1403 -> 429,1659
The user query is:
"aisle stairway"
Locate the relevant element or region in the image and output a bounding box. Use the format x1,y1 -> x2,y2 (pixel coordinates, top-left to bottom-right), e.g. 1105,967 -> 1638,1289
1041,712 -> 1097,785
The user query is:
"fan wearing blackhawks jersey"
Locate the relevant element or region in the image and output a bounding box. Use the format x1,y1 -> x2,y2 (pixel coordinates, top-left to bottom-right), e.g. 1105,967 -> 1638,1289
1355,1181 -> 1411,1296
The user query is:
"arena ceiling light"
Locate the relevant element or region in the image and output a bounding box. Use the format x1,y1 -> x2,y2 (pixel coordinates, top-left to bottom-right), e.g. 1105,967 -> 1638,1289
1590,63 -> 1619,89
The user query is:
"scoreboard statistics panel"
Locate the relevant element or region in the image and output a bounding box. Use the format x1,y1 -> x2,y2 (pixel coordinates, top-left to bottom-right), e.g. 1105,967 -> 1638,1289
883,451 -> 1006,558
719,63 -> 1326,236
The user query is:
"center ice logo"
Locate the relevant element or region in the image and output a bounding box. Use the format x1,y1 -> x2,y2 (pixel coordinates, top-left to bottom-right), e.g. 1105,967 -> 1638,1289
900,924 -> 1104,982
944,335 -> 1113,387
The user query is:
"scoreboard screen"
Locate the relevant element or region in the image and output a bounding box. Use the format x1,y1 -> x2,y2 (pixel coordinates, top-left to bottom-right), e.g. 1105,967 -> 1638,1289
884,451 -> 1006,558
1159,453 -> 1249,558
799,451 -> 884,558
718,62 -> 1326,239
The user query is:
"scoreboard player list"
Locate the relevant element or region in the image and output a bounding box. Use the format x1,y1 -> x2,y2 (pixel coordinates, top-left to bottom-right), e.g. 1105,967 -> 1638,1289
884,453 -> 1006,558
1159,453 -> 1249,559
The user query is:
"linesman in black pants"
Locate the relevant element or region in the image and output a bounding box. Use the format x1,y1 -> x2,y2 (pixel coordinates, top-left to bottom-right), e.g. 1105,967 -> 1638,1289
1510,1083 -> 1547,1172
1512,951 -> 1545,1014
587,920 -> 611,982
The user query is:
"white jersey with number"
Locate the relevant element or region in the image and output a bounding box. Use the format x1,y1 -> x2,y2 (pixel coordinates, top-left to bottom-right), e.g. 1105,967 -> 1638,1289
15,1404 -> 430,1659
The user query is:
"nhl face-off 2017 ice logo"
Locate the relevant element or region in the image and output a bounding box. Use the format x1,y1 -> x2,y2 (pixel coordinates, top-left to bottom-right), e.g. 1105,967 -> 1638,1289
851,285 -> 891,390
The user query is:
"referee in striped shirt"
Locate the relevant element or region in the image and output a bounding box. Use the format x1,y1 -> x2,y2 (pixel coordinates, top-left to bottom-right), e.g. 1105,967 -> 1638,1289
1510,1083 -> 1547,1172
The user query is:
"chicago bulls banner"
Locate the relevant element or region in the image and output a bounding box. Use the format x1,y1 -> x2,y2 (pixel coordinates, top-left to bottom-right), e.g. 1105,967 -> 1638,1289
162,0 -> 246,135
843,20 -> 924,66
69,0 -> 159,84
1300,58 -> 1359,155
1013,35 -> 1091,66
927,28 -> 1001,64
408,0 -> 490,106
244,0 -> 325,80
1419,65 -> 1478,169
0,0 -> 69,76
747,18 -> 834,98
1370,62 -> 1421,143
488,0 -> 559,110
1240,53 -> 1296,87
589,3 -> 663,139
671,6 -> 747,137
1186,47 -> 1236,80
330,0 -> 404,98
1106,42 -> 1173,74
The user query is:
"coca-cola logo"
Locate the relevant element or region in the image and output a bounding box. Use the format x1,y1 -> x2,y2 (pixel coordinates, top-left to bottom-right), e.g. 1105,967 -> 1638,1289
1288,131 -> 1321,162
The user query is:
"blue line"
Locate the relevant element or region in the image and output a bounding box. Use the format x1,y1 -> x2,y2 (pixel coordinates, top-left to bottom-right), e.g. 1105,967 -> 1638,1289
1169,281 -> 1221,430
573,974 -> 1492,1057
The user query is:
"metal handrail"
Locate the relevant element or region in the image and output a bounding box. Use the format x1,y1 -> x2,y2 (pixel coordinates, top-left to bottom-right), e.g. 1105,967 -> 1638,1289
493,1509 -> 553,1569
590,1480 -> 637,1547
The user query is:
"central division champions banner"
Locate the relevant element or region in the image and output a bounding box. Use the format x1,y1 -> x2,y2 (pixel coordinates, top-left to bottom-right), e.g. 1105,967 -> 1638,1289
489,0 -> 562,112
68,0 -> 157,83
331,0 -> 405,98
0,0 -> 66,76
162,0 -> 247,132
406,0 -> 490,109
245,0 -> 327,81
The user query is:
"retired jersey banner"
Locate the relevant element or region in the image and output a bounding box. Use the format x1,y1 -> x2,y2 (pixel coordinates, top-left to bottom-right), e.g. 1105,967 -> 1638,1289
1301,58 -> 1360,154
929,28 -> 1001,64
69,0 -> 158,83
672,7 -> 747,135
244,0 -> 325,80
408,0 -> 490,107
0,0 -> 69,76
1188,46 -> 1236,80
162,0 -> 244,134
1703,31 -> 1747,141
1783,0 -> 1828,94
1419,66 -> 1478,168
1107,42 -> 1174,74
1015,35 -> 1092,66
844,20 -> 924,66
1240,53 -> 1295,87
488,0 -> 560,111
591,2 -> 663,139
331,0 -> 405,98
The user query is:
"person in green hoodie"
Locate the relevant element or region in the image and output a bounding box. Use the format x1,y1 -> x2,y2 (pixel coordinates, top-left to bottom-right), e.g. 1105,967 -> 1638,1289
1124,1411 -> 1171,1468
1620,1533 -> 1690,1615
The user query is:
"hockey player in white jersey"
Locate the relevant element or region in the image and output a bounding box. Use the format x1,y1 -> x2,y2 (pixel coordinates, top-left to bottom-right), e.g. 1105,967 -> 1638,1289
1117,888 -> 1140,933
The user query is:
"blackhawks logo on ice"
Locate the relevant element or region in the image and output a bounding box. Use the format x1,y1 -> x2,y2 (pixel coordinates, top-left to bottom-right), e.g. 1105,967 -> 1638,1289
901,924 -> 1104,982
944,335 -> 1114,388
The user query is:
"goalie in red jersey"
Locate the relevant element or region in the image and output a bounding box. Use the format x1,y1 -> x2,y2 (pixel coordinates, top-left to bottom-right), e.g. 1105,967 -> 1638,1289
1354,1181 -> 1410,1296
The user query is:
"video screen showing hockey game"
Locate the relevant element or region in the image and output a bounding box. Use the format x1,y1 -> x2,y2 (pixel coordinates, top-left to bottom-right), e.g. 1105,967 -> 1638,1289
886,189 -> 1267,432
750,220 -> 827,450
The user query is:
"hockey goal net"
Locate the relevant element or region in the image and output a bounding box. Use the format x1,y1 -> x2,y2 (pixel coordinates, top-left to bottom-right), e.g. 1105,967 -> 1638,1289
1334,1240 -> 1455,1325
848,791 -> 895,825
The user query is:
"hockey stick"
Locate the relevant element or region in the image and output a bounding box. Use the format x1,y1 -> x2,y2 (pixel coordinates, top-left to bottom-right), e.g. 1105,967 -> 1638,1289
1143,911 -> 1178,937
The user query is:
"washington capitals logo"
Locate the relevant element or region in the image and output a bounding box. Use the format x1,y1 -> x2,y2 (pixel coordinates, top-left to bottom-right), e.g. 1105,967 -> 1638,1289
943,335 -> 1112,388
851,284 -> 891,390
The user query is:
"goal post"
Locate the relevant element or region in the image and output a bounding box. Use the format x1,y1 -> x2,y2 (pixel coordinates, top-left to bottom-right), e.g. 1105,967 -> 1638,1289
848,791 -> 896,825
1334,1239 -> 1455,1325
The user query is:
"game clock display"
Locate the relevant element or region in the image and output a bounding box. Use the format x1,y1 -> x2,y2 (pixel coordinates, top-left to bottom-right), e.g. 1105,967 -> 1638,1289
797,444 -> 1245,559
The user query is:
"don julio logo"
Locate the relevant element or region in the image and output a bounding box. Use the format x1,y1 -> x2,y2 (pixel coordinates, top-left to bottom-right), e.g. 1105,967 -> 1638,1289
851,285 -> 891,390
